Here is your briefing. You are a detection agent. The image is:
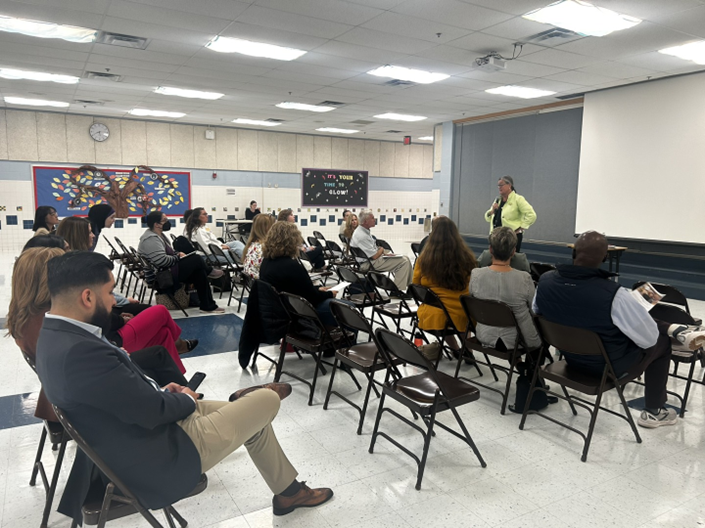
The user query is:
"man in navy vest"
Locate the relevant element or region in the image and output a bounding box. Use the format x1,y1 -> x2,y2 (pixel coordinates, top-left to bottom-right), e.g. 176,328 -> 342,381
534,231 -> 704,428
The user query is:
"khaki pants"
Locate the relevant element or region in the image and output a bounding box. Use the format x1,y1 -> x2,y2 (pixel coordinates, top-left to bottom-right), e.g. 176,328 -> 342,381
368,255 -> 413,290
177,389 -> 298,495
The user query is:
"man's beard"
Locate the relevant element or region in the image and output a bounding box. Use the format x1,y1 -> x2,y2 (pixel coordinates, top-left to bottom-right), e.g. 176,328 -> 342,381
89,298 -> 113,335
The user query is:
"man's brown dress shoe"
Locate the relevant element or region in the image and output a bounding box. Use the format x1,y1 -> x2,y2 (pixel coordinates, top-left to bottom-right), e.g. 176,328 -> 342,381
272,482 -> 334,516
228,382 -> 292,402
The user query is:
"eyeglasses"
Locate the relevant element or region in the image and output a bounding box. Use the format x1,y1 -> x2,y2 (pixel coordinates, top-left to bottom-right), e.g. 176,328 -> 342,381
497,183 -> 508,187
48,211 -> 58,216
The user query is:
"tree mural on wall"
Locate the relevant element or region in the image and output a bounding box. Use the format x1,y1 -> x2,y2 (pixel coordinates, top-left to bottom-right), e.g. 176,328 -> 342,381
50,165 -> 185,217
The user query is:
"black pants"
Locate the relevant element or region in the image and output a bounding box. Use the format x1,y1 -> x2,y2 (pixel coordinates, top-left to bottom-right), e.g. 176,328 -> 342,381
306,246 -> 326,269
616,321 -> 672,410
130,345 -> 188,386
515,232 -> 523,253
177,256 -> 217,311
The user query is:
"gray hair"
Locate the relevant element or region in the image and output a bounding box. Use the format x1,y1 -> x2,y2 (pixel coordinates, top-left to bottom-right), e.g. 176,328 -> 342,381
358,209 -> 374,225
489,226 -> 517,261
498,175 -> 514,190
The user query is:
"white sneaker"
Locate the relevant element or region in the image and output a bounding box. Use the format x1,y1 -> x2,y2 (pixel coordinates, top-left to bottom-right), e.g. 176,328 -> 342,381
637,407 -> 678,428
200,307 -> 225,314
669,325 -> 705,351
208,269 -> 224,279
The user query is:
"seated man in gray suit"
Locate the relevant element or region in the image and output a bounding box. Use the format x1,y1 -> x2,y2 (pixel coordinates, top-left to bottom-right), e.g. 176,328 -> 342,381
36,251 -> 333,524
476,228 -> 531,273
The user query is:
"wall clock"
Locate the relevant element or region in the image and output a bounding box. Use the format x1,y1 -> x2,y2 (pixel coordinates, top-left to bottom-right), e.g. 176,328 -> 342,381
89,122 -> 110,142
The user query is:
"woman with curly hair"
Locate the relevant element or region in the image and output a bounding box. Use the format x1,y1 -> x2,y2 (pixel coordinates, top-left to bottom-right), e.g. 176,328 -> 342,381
260,222 -> 345,325
413,216 -> 477,335
243,213 -> 276,279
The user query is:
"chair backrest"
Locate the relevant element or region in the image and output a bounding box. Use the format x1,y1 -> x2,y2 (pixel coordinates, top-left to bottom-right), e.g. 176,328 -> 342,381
208,243 -> 230,263
375,327 -> 433,371
410,242 -> 421,257
649,303 -> 698,326
632,281 -> 690,313
338,233 -> 349,246
337,265 -> 365,286
461,296 -> 517,329
529,262 -> 556,282
307,236 -> 320,248
330,299 -> 373,335
313,230 -> 326,241
169,233 -> 177,242
375,239 -> 393,252
368,271 -> 401,296
52,405 -> 147,510
279,292 -> 321,324
326,240 -> 343,253
409,283 -> 457,332
113,237 -> 131,257
103,236 -> 121,257
349,246 -> 372,266
537,317 -> 605,357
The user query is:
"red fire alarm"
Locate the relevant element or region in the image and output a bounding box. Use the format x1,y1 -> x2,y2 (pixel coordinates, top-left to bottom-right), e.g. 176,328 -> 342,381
403,136 -> 411,145
212,172 -> 217,179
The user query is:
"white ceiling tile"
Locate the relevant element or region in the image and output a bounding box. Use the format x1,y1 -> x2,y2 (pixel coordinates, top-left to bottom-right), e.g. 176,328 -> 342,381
272,62 -> 360,81
127,0 -> 251,19
254,0 -> 383,25
336,28 -> 437,54
578,61 -> 658,79
521,48 -> 599,69
458,69 -> 535,85
391,0 -> 514,31
467,12 -> 547,39
361,12 -> 472,44
446,32 -> 518,54
0,0 -> 105,27
499,59 -> 565,77
543,70 -> 616,86
556,23 -> 695,59
515,77 -> 584,95
100,16 -> 212,46
106,1 -> 232,33
459,0 -> 551,16
310,40 -> 409,62
236,5 -> 354,39
341,0 -> 407,9
295,52 -> 379,73
657,5 -> 705,38
594,0 -> 704,20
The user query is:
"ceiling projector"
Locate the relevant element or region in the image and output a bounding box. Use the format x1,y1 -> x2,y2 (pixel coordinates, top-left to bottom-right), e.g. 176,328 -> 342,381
475,55 -> 507,72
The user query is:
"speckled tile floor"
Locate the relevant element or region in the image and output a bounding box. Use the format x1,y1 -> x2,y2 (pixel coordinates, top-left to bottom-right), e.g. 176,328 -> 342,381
0,248 -> 704,528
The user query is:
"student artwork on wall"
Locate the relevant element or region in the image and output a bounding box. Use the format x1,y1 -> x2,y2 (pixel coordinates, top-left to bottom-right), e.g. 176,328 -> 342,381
302,168 -> 368,207
33,165 -> 191,217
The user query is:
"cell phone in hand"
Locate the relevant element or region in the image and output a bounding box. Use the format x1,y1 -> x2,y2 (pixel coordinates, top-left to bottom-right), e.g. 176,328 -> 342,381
187,371 -> 206,391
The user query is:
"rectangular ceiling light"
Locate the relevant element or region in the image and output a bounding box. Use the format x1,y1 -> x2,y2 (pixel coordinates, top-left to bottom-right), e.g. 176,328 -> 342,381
4,96 -> 69,107
316,127 -> 359,134
659,41 -> 705,65
206,36 -> 306,61
129,108 -> 185,118
0,68 -> 79,84
418,136 -> 434,141
374,113 -> 427,122
523,0 -> 641,37
0,15 -> 97,42
368,65 -> 450,84
485,85 -> 556,99
232,118 -> 282,127
277,102 -> 336,113
155,86 -> 224,100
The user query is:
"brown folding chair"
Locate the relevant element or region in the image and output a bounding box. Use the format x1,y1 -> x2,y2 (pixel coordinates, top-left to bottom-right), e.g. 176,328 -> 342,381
324,301 -> 395,434
459,295 -> 535,414
519,317 -> 642,462
370,328 -> 486,490
367,271 -> 417,338
52,406 -> 208,528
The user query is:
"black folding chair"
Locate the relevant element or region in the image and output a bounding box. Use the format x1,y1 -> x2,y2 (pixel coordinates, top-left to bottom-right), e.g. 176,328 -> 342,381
410,242 -> 421,259
375,239 -> 394,253
277,293 -> 360,405
337,266 -> 390,328
367,271 -> 417,337
370,328 -> 486,490
519,317 -> 643,462
21,352 -> 70,528
460,296 -> 535,414
529,262 -> 556,284
632,281 -> 701,325
52,406 -> 208,528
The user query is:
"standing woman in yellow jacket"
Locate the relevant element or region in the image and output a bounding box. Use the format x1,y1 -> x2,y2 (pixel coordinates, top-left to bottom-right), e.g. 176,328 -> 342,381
485,176 -> 536,252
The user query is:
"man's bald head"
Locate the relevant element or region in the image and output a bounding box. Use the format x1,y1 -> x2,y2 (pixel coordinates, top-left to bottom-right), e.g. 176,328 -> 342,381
573,231 -> 608,268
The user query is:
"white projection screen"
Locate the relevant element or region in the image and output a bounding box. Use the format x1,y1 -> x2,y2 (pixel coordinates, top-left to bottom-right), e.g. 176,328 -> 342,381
576,72 -> 705,244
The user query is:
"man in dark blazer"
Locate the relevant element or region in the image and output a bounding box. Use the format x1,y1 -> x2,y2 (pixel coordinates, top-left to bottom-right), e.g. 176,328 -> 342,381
36,251 -> 333,523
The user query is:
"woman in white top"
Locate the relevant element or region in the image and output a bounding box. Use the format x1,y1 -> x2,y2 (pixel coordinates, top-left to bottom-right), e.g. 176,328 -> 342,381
185,207 -> 244,264
243,214 -> 276,279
